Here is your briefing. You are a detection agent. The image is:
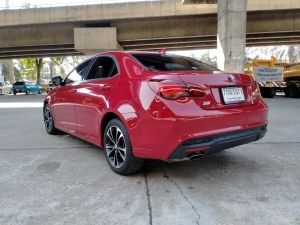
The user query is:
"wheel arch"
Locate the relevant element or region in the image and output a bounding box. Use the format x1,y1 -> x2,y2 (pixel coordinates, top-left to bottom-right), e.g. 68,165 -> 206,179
100,112 -> 124,147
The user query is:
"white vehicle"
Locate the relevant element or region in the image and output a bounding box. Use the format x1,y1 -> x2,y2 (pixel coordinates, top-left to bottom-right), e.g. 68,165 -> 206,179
0,81 -> 12,95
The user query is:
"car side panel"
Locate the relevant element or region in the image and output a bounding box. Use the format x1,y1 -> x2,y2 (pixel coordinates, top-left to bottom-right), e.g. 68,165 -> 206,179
50,84 -> 77,131
74,77 -> 119,137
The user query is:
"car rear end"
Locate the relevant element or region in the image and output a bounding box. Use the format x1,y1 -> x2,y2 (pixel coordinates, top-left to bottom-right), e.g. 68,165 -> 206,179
129,52 -> 268,160
12,82 -> 26,94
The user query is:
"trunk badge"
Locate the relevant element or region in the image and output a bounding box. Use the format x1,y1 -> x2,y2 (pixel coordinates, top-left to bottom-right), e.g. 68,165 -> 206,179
229,75 -> 236,83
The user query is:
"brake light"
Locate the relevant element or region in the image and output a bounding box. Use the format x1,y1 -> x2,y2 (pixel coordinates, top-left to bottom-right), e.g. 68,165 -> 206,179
250,82 -> 260,103
148,80 -> 206,100
159,85 -> 189,100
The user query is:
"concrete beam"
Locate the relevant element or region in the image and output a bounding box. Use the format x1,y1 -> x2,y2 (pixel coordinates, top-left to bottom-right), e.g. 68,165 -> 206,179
183,0 -> 217,4
0,24 -> 75,48
0,1 -> 216,27
1,7 -> 300,58
1,0 -> 300,28
74,28 -> 118,54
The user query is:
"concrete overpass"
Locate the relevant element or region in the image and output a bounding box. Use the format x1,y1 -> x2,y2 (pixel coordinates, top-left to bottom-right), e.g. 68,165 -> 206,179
0,0 -> 300,71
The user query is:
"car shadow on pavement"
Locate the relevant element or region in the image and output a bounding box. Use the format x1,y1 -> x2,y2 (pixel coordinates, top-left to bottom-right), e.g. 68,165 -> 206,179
142,150 -> 261,180
55,133 -> 261,180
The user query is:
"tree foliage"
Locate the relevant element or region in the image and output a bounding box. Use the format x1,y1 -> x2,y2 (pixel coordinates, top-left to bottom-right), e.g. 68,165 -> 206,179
18,58 -> 37,81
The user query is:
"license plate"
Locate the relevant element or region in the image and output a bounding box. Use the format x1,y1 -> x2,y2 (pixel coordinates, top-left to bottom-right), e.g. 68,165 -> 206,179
221,87 -> 245,104
265,83 -> 274,88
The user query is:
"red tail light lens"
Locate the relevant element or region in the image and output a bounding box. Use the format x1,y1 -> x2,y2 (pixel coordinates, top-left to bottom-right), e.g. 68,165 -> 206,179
148,80 -> 206,100
251,82 -> 260,103
188,86 -> 206,98
159,85 -> 189,100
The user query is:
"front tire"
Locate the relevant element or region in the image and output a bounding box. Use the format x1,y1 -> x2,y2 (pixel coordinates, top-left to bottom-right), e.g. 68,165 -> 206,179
43,104 -> 58,135
104,119 -> 144,175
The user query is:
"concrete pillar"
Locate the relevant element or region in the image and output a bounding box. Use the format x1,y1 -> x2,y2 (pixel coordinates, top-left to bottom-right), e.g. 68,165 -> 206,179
7,60 -> 15,84
217,0 -> 247,73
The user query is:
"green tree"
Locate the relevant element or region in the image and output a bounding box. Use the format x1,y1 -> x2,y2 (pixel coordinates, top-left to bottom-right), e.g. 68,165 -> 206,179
35,58 -> 44,85
192,51 -> 217,67
18,58 -> 44,84
1,59 -> 15,83
49,57 -> 67,77
18,58 -> 36,81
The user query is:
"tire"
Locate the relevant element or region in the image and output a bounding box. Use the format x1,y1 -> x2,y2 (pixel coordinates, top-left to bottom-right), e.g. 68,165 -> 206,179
43,104 -> 58,135
287,82 -> 300,98
284,87 -> 290,97
104,118 -> 144,175
25,89 -> 29,95
261,87 -> 276,98
13,91 -> 17,95
38,89 -> 42,94
0,89 -> 2,94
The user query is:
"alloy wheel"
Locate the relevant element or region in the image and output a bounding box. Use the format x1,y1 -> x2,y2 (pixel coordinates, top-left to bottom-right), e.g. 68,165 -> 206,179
44,106 -> 53,132
105,126 -> 127,169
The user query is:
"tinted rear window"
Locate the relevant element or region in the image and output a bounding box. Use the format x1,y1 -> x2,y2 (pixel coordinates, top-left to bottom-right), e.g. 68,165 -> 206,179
14,82 -> 25,85
132,53 -> 218,72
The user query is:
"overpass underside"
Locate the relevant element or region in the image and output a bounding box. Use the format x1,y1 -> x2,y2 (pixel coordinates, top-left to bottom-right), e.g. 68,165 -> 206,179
0,9 -> 300,59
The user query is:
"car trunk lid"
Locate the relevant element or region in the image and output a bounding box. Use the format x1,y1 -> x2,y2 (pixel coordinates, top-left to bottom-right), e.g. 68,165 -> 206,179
147,70 -> 259,109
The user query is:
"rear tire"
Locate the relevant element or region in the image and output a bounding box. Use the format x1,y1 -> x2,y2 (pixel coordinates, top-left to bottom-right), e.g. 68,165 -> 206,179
43,104 -> 58,135
261,87 -> 276,98
13,91 -> 17,95
284,87 -> 290,97
286,82 -> 300,98
104,118 -> 144,175
25,89 -> 29,95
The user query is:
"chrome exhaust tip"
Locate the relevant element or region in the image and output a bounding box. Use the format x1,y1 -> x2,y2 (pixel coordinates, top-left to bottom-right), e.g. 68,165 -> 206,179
186,152 -> 204,161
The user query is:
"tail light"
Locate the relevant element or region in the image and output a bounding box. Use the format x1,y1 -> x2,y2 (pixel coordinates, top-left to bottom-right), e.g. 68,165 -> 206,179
148,80 -> 206,100
250,82 -> 260,104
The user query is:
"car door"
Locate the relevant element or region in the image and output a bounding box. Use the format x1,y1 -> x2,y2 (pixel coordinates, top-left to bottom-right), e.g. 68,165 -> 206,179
74,56 -> 120,137
51,59 -> 93,131
25,82 -> 34,93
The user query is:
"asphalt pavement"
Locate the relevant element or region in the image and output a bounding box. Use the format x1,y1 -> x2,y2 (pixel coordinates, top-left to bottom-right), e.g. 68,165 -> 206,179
0,94 -> 299,225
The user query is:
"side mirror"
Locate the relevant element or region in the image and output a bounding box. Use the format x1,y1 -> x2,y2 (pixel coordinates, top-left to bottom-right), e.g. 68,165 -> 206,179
52,76 -> 63,86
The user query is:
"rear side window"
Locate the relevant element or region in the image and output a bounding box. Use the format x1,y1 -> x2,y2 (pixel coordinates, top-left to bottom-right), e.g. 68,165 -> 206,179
14,82 -> 25,85
131,53 -> 218,72
65,59 -> 93,84
86,56 -> 118,80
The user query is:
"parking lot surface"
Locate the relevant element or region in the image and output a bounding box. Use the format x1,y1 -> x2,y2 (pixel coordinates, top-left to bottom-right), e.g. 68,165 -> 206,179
0,94 -> 300,225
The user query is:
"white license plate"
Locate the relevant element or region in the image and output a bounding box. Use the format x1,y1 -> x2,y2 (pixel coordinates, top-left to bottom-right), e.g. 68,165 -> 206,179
221,87 -> 245,104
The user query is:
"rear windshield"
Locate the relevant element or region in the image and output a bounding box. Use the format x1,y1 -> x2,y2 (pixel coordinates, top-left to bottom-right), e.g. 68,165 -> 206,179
14,82 -> 25,85
131,53 -> 218,72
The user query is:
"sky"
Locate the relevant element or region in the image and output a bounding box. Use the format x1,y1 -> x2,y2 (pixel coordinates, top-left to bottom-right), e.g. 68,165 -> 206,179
0,0 -> 150,9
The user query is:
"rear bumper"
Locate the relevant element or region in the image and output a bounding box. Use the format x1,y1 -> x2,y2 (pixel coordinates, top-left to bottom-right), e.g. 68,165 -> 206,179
12,87 -> 26,92
168,125 -> 267,160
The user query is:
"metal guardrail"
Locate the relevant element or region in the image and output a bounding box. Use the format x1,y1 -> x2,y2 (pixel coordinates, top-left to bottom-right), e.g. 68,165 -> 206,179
0,0 -> 153,10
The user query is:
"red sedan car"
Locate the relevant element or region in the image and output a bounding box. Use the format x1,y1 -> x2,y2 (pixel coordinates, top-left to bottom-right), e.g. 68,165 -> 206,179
44,51 -> 268,175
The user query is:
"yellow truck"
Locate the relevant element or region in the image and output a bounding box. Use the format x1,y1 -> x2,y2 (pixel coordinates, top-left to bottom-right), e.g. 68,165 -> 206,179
282,64 -> 300,98
245,56 -> 300,98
